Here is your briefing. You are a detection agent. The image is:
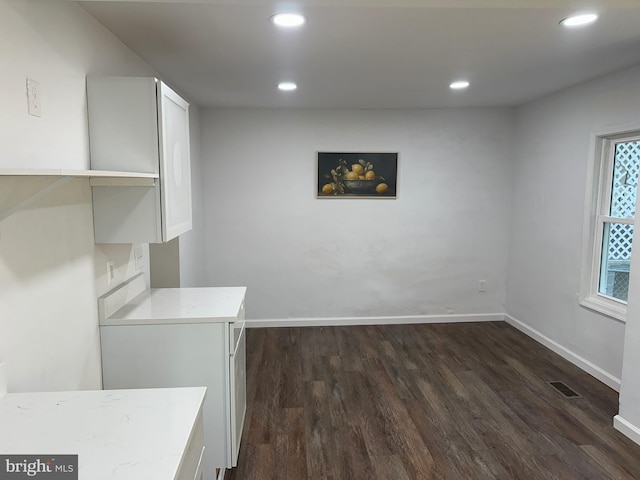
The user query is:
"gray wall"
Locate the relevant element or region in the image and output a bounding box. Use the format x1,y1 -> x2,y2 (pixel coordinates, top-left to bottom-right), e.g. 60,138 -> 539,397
200,107 -> 515,321
179,104 -> 206,287
507,63 -> 640,385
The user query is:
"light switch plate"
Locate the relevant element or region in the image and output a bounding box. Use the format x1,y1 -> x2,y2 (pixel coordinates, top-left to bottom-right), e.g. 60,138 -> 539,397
106,260 -> 115,286
26,78 -> 42,117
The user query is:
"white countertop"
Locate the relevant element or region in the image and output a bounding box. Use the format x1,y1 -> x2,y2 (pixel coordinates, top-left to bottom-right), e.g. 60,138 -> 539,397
101,286 -> 246,326
0,387 -> 206,480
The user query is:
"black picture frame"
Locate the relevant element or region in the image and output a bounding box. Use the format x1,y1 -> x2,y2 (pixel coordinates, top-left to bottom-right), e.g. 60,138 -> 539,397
317,152 -> 398,198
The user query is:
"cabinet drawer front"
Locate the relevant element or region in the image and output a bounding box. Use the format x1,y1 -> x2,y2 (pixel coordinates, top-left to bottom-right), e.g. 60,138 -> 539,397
177,409 -> 205,480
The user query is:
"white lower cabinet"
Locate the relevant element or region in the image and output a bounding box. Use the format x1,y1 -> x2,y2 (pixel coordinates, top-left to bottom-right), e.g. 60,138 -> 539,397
99,282 -> 247,480
0,387 -> 206,480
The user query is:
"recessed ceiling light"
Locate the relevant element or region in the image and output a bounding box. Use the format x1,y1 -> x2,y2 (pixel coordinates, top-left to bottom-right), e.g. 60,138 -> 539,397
560,13 -> 598,27
278,82 -> 297,91
450,81 -> 470,90
270,13 -> 306,28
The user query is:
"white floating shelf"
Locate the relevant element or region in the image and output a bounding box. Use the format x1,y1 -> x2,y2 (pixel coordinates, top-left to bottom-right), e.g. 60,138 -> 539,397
0,169 -> 158,225
0,168 -> 157,180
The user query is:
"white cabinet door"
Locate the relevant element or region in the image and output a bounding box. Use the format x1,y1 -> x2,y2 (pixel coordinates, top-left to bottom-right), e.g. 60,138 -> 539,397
158,82 -> 192,241
229,324 -> 246,467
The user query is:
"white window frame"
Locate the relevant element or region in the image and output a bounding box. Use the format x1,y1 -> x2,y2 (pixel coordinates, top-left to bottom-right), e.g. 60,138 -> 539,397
580,125 -> 640,322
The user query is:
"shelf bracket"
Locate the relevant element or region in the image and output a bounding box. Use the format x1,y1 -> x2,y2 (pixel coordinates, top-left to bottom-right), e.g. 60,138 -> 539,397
0,176 -> 74,225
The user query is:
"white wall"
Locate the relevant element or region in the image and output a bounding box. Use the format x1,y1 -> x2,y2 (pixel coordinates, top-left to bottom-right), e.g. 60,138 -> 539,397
179,104 -> 206,287
201,108 -> 514,321
150,238 -> 180,287
506,63 -> 640,387
0,0 -> 155,392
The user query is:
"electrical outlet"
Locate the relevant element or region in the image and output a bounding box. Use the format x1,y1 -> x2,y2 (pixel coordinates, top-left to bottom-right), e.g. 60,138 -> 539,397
106,260 -> 115,286
478,280 -> 487,292
26,78 -> 42,117
134,246 -> 144,272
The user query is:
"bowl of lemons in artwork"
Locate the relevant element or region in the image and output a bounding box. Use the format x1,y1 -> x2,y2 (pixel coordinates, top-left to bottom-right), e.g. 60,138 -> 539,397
341,161 -> 388,194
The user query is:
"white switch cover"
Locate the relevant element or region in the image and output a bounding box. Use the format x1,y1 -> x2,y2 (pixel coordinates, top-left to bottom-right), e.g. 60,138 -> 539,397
26,78 -> 42,117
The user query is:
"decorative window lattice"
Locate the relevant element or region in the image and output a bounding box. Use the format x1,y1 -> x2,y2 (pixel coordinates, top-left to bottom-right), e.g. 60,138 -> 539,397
608,224 -> 634,260
607,141 -> 639,262
610,141 -> 639,218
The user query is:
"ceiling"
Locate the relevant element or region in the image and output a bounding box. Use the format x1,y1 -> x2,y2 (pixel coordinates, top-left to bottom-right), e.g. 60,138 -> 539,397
78,0 -> 640,109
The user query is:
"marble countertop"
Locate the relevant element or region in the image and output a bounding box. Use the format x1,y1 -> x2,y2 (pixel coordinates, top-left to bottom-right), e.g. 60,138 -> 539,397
0,387 -> 206,480
101,287 -> 246,326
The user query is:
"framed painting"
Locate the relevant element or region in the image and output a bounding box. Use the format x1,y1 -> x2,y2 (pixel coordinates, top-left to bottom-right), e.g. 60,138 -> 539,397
317,152 -> 398,198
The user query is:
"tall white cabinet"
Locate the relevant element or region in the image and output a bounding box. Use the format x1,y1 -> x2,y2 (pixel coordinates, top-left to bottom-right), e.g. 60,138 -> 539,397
87,76 -> 192,243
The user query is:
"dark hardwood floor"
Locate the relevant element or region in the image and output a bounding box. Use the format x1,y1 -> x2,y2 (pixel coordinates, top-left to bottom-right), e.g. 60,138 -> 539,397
225,322 -> 640,479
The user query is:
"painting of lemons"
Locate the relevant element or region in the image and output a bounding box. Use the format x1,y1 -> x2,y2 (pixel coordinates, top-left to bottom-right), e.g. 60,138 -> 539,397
317,152 -> 397,198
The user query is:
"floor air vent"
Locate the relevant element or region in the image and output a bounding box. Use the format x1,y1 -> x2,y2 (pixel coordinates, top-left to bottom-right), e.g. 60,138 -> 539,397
549,381 -> 580,398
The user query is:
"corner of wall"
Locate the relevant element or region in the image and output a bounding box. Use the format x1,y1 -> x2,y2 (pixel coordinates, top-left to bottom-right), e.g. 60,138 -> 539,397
614,415 -> 640,446
504,314 -> 621,391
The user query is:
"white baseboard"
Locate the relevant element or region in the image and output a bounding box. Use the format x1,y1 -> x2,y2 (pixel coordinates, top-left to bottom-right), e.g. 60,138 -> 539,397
504,314 -> 621,392
614,415 -> 640,446
245,313 -> 505,329
216,468 -> 226,480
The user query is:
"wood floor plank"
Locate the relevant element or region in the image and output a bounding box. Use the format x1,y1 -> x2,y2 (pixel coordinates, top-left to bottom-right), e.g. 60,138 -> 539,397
532,454 -> 586,480
580,444 -> 639,480
324,356 -> 353,428
303,380 -> 336,479
377,339 -> 421,400
403,396 -> 487,479
407,376 -> 487,452
276,345 -> 303,409
232,443 -> 274,480
467,449 -> 514,480
333,327 -> 365,372
369,455 -> 411,480
275,408 -> 307,479
456,370 -> 554,456
226,323 -> 640,480
333,425 -> 377,480
349,371 -> 395,457
364,370 -> 437,479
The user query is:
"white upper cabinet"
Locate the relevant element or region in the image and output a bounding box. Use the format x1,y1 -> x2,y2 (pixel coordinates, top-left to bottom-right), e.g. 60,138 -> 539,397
87,76 -> 192,243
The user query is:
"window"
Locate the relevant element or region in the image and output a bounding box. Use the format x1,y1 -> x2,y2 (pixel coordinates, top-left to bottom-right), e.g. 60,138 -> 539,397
581,128 -> 640,321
